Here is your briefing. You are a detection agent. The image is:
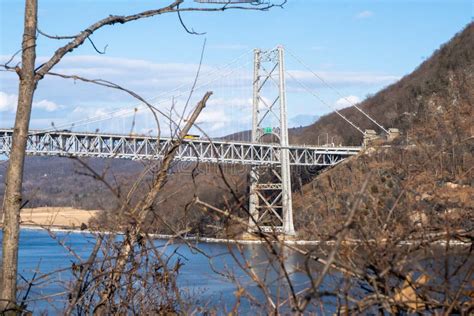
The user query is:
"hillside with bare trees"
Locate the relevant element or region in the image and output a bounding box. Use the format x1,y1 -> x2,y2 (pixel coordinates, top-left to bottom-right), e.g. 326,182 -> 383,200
293,22 -> 473,239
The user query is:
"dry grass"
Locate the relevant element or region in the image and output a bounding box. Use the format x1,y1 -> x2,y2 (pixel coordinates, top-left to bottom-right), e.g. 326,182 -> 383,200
19,207 -> 99,229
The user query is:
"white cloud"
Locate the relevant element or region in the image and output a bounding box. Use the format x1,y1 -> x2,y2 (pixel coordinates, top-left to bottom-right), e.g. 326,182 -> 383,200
197,109 -> 230,127
0,91 -> 62,113
207,97 -> 252,109
355,10 -> 374,19
73,106 -> 108,118
34,99 -> 62,112
335,95 -> 361,109
0,91 -> 17,112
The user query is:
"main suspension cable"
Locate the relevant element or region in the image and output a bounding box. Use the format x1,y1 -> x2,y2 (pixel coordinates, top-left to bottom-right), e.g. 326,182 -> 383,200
285,70 -> 365,135
286,49 -> 388,134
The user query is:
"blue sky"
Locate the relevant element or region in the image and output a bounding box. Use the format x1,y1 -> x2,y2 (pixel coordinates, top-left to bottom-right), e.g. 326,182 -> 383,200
0,0 -> 472,136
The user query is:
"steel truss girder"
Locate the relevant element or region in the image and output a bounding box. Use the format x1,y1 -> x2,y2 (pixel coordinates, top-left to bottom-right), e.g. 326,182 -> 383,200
0,129 -> 360,166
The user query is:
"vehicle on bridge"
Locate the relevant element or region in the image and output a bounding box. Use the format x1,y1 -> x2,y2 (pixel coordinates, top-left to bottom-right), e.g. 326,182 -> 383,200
184,134 -> 200,140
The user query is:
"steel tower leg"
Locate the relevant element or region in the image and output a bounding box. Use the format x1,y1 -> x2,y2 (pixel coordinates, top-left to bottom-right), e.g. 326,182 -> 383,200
247,46 -> 295,236
248,50 -> 261,231
278,46 -> 295,235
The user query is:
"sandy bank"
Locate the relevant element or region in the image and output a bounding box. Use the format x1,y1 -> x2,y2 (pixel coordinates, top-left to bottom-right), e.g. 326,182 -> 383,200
18,207 -> 99,229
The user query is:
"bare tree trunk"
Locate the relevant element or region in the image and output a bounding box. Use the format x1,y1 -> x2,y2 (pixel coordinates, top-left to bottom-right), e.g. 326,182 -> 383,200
0,0 -> 37,311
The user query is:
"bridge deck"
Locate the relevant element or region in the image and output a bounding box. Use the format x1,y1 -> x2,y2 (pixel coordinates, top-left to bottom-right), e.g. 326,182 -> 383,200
0,129 -> 361,166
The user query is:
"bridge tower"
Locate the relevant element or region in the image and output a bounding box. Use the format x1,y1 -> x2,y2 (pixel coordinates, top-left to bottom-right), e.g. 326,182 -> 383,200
248,46 -> 295,236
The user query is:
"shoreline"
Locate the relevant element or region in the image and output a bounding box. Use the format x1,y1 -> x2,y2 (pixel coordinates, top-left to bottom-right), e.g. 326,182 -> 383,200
17,224 -> 472,247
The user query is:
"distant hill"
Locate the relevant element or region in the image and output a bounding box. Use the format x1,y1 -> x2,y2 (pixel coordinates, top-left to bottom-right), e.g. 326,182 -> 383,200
0,157 -> 143,210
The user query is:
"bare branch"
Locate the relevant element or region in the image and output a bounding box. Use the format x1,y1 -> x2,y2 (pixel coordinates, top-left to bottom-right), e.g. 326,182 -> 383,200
86,36 -> 108,54
177,2 -> 206,35
36,27 -> 78,40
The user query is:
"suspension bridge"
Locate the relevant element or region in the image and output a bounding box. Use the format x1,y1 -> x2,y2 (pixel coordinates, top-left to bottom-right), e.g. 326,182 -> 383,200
0,46 -> 389,235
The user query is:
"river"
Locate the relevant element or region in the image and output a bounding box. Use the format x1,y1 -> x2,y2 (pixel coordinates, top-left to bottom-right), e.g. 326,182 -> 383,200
0,228 -> 471,314
0,228 -> 330,314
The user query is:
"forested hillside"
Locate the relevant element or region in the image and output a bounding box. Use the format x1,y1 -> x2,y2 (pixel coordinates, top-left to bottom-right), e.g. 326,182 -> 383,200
293,23 -> 473,239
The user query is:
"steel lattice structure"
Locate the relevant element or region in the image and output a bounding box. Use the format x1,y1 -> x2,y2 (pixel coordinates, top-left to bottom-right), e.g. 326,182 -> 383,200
248,46 -> 296,234
0,129 -> 360,166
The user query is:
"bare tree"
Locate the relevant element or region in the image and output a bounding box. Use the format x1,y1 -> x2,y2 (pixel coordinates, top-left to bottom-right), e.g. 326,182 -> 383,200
1,0 -> 38,311
0,0 -> 284,311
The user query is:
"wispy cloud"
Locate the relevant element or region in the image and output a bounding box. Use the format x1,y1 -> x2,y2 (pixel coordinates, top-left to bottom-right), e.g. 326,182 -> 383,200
335,95 -> 361,109
35,99 -> 63,112
0,91 -> 17,112
0,91 -> 63,113
207,97 -> 252,109
355,10 -> 374,19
